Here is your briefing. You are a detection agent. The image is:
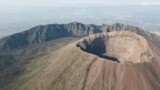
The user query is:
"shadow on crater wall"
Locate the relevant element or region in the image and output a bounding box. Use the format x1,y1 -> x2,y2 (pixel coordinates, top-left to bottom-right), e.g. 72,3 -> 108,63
77,38 -> 119,63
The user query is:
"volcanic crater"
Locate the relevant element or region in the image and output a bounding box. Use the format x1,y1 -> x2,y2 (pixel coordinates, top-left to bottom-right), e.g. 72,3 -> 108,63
77,31 -> 152,63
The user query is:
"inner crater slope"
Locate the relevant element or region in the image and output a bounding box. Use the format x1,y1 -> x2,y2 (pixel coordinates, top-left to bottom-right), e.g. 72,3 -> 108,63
77,31 -> 153,63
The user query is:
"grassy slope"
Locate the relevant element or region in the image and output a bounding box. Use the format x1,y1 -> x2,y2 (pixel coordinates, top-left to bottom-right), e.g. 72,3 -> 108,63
5,52 -> 52,90
1,37 -> 80,90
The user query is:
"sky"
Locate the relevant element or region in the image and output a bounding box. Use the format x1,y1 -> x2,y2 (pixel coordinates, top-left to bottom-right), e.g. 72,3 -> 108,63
0,0 -> 160,37
1,0 -> 160,7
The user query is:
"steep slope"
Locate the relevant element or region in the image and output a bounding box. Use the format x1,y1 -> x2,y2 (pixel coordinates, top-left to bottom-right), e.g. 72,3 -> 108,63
1,22 -> 160,51
36,31 -> 160,90
0,37 -> 80,90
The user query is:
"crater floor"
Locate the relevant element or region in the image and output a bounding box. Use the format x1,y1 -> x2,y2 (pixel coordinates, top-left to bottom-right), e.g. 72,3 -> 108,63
77,31 -> 152,63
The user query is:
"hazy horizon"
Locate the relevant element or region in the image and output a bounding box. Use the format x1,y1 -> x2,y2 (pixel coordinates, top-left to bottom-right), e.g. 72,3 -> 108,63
1,0 -> 160,7
0,0 -> 160,38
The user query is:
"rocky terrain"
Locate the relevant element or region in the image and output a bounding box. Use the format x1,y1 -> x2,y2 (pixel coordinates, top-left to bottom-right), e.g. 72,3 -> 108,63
77,31 -> 152,63
36,31 -> 160,90
0,22 -> 160,90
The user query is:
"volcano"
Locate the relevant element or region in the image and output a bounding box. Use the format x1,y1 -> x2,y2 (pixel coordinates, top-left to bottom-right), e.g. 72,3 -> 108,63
36,31 -> 160,90
0,22 -> 160,90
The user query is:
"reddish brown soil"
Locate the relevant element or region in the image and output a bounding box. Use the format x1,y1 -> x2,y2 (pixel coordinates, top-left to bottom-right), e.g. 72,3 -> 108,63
36,31 -> 160,90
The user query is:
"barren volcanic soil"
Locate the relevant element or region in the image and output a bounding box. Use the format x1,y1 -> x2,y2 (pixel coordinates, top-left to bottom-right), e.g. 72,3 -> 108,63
36,31 -> 160,90
77,31 -> 152,63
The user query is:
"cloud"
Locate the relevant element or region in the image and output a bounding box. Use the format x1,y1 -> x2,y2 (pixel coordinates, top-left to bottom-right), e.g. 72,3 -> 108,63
141,2 -> 160,5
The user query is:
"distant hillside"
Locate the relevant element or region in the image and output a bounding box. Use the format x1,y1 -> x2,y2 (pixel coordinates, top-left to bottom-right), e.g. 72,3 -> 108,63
1,22 -> 160,52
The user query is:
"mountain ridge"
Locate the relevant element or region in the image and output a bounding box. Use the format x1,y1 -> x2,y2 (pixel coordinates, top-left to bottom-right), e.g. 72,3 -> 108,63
1,22 -> 159,51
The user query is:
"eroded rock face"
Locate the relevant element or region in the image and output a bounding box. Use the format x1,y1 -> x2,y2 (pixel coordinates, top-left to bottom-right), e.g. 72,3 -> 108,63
77,31 -> 153,63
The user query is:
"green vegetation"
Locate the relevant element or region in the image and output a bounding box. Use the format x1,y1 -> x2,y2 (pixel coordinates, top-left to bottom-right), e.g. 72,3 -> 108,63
0,37 -> 80,90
